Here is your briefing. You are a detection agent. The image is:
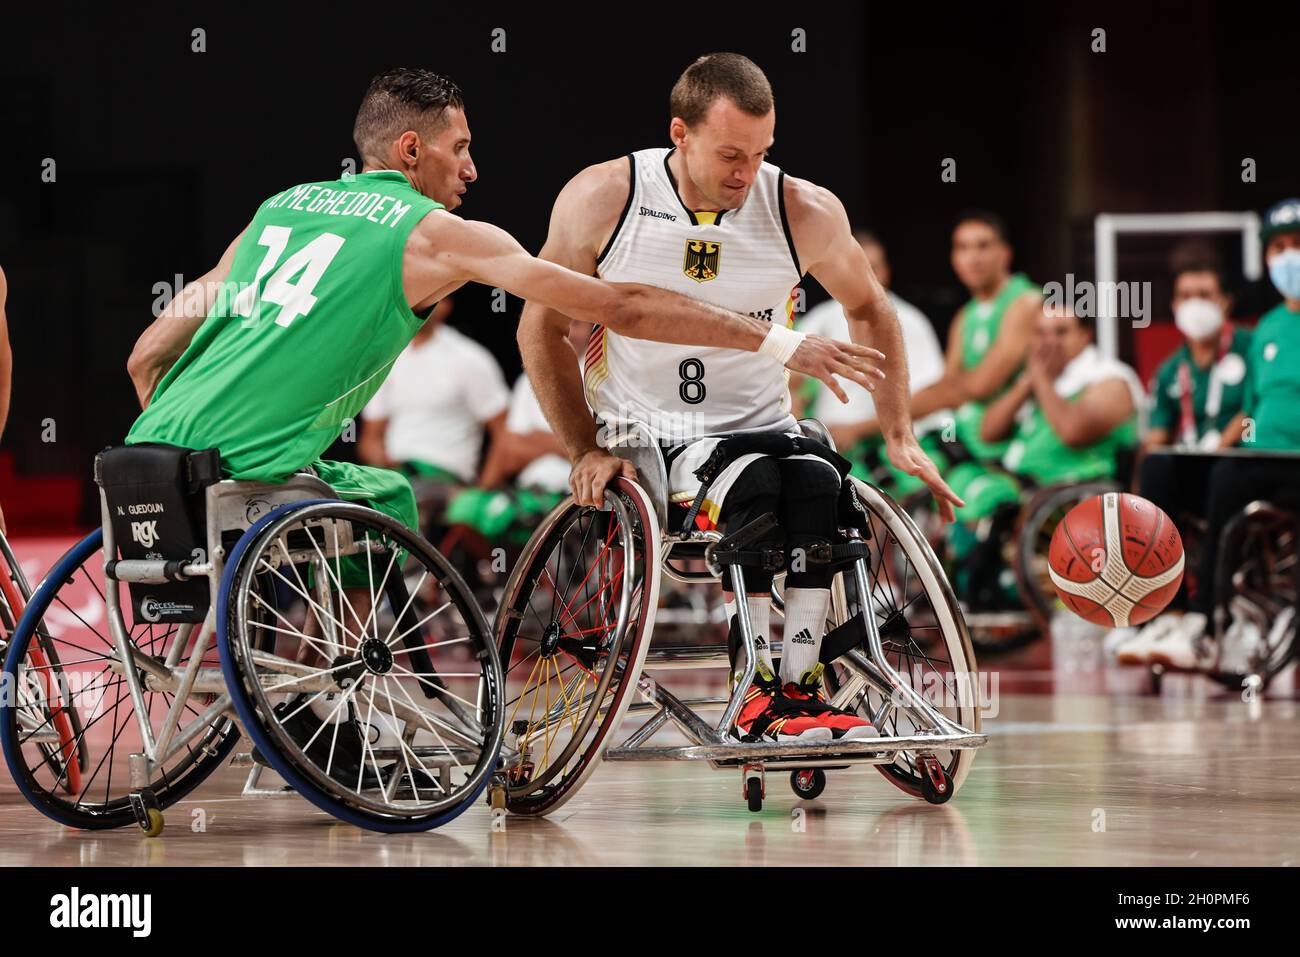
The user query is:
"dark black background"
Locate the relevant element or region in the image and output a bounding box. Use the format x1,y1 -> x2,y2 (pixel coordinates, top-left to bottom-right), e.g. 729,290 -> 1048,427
1,2 -> 1297,523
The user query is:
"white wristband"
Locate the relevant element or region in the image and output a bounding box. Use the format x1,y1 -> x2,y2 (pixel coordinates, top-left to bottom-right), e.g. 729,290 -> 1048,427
759,324 -> 806,366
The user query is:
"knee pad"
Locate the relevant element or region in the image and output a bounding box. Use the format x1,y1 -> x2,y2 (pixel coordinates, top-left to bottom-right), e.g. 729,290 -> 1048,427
721,457 -> 782,523
777,459 -> 841,548
719,458 -> 782,594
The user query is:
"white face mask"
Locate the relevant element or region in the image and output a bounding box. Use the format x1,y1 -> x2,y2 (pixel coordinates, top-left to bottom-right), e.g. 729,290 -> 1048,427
1174,298 -> 1224,340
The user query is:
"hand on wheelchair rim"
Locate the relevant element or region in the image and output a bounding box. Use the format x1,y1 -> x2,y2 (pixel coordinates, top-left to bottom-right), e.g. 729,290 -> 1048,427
570,449 -> 638,507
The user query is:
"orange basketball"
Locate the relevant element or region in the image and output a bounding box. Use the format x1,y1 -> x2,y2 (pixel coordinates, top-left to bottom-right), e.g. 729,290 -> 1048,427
1047,492 -> 1184,627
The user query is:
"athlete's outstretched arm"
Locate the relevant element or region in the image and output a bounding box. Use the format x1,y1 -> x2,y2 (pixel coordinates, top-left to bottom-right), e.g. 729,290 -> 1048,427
787,176 -> 964,522
127,228 -> 246,409
408,213 -> 885,393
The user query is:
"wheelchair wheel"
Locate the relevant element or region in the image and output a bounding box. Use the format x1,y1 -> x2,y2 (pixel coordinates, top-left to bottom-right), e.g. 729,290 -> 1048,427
1,530 -> 241,830
897,489 -> 1039,655
493,477 -> 659,816
1208,503 -> 1298,690
825,480 -> 981,799
0,535 -> 87,795
1012,481 -> 1119,629
218,500 -> 503,832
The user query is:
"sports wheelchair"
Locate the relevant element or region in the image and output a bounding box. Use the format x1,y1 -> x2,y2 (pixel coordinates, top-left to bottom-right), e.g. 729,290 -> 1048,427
0,444 -> 504,835
489,420 -> 985,815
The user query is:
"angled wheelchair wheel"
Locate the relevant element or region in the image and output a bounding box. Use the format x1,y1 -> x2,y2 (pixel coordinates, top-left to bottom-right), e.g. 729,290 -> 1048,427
493,477 -> 660,816
1208,503 -> 1298,691
825,480 -> 981,799
0,538 -> 86,796
1013,481 -> 1119,630
218,500 -> 503,833
0,530 -> 241,830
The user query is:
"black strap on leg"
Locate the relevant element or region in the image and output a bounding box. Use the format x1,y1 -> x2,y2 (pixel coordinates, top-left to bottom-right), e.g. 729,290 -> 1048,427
677,431 -> 853,535
709,513 -> 785,572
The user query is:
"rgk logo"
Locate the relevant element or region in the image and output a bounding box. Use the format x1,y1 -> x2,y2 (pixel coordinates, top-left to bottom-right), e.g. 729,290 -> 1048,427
130,521 -> 160,548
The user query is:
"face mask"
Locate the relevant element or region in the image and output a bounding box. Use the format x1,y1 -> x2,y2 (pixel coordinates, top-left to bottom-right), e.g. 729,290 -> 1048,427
1269,247 -> 1300,300
1174,298 -> 1224,340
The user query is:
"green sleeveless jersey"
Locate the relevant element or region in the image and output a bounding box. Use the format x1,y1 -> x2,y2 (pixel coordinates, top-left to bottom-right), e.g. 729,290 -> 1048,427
127,171 -> 441,480
952,272 -> 1039,462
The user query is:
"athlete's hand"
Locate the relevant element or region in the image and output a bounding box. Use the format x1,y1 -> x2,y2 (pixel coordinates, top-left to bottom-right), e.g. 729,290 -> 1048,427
885,433 -> 965,524
788,337 -> 886,404
570,449 -> 637,508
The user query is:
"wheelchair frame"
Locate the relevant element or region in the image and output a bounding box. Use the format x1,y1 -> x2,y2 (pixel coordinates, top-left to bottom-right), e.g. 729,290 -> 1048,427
500,421 -> 987,808
84,472 -> 498,830
96,474 -> 341,815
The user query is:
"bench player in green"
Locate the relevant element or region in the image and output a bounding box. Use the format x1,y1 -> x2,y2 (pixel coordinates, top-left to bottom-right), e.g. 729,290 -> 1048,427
906,211 -> 1042,518
125,67 -> 885,598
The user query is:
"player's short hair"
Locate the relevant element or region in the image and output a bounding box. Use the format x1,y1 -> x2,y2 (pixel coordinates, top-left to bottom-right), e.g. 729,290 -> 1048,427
669,53 -> 773,128
954,209 -> 1010,244
353,68 -> 465,159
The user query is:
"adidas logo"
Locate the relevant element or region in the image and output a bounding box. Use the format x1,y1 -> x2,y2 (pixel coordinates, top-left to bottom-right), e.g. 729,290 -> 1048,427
789,628 -> 816,645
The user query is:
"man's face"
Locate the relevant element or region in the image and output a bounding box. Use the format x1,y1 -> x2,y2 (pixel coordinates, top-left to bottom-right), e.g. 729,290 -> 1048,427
1035,305 -> 1089,364
671,98 -> 775,210
1267,231 -> 1300,262
1172,270 -> 1228,314
408,107 -> 477,210
951,221 -> 1010,292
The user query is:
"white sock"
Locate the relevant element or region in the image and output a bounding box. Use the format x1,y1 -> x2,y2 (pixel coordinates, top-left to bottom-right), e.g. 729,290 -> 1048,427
780,587 -> 831,685
724,593 -> 774,674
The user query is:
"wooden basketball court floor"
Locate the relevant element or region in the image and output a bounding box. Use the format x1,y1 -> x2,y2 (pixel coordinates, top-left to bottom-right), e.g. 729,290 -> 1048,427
1,658 -> 1298,867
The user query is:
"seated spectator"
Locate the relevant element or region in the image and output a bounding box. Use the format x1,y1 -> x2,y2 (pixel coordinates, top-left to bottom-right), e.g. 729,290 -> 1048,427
1121,199 -> 1300,668
971,303 -> 1140,504
358,296 -> 509,501
797,230 -> 947,494
943,302 -> 1140,608
446,372 -> 570,545
1144,261 -> 1251,452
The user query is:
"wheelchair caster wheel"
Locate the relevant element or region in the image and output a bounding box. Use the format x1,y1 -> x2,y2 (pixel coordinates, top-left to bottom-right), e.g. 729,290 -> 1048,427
742,764 -> 764,812
790,768 -> 826,800
129,790 -> 164,837
917,756 -> 953,805
488,784 -> 507,811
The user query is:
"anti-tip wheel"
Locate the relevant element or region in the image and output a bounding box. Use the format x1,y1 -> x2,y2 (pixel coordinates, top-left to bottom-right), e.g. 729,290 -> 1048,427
790,768 -> 826,800
140,808 -> 165,838
919,760 -> 954,805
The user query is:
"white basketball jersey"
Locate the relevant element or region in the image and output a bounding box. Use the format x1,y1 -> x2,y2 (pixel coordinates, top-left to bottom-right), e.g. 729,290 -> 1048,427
586,147 -> 803,443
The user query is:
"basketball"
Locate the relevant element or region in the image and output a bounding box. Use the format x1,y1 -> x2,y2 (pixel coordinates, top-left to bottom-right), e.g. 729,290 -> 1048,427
1048,492 -> 1185,627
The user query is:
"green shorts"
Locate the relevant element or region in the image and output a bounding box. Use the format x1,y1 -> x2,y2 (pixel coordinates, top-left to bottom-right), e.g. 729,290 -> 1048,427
307,459 -> 418,588
945,460 -> 1023,523
446,486 -> 565,545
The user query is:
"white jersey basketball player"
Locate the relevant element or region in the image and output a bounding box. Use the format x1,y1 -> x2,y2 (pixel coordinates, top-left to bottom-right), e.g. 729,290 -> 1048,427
519,53 -> 963,741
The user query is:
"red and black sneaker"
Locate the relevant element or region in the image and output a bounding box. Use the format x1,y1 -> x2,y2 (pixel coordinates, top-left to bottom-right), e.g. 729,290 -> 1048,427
787,664 -> 879,741
734,662 -> 833,743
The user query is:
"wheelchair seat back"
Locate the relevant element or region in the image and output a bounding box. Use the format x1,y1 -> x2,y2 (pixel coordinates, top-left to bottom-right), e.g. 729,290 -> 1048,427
95,443 -> 222,625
